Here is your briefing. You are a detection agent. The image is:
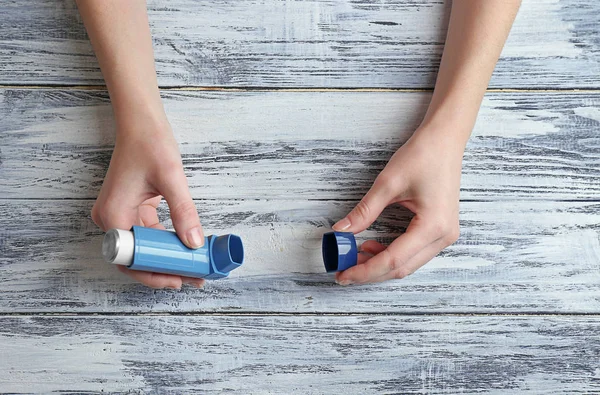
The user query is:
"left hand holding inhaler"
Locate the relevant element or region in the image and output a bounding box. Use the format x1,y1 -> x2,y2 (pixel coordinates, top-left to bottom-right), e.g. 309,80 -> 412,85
92,119 -> 206,290
331,125 -> 464,285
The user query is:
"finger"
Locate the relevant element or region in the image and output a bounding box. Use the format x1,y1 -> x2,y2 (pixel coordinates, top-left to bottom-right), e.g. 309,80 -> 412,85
118,203 -> 167,287
94,186 -> 148,232
359,240 -> 386,255
117,265 -> 183,289
371,238 -> 447,283
337,240 -> 386,279
159,172 -> 205,249
354,240 -> 387,265
144,195 -> 163,208
332,178 -> 396,234
336,216 -> 436,284
121,214 -> 205,288
100,202 -> 140,232
357,252 -> 372,265
180,276 -> 206,288
138,201 -> 162,228
91,201 -> 106,231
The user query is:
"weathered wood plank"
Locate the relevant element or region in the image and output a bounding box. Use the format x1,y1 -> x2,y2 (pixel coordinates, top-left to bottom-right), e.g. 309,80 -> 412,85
1,199 -> 599,313
1,90 -> 599,200
1,315 -> 599,393
0,0 -> 598,87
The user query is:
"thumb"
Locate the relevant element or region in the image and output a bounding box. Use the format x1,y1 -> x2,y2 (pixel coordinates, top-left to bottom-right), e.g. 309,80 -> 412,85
333,180 -> 392,234
159,172 -> 205,249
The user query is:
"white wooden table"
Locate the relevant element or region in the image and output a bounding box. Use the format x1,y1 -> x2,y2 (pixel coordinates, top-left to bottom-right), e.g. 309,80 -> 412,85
1,0 -> 599,393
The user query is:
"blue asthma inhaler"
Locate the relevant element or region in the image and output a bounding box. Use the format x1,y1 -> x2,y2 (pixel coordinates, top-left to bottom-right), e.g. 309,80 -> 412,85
101,226 -> 244,279
322,231 -> 358,272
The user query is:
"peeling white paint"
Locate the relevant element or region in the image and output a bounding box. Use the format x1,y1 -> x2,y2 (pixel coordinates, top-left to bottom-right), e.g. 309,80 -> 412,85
574,107 -> 600,123
474,98 -> 560,137
1,0 -> 598,87
0,327 -> 145,392
503,0 -> 583,59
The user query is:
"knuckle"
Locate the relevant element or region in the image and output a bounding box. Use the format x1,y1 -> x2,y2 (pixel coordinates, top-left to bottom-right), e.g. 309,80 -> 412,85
352,200 -> 372,222
385,250 -> 404,272
91,204 -> 101,226
162,159 -> 183,175
427,217 -> 460,246
393,267 -> 411,280
429,220 -> 449,238
170,200 -> 198,220
374,171 -> 396,190
97,199 -> 127,230
157,160 -> 186,185
99,201 -> 118,224
428,218 -> 455,240
98,213 -> 112,229
139,277 -> 166,289
444,226 -> 460,246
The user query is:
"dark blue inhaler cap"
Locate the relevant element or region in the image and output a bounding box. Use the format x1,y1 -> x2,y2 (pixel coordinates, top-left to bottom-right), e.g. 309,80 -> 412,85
322,231 -> 358,272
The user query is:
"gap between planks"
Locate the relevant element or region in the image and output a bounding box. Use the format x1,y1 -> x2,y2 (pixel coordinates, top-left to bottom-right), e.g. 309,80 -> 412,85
2,312 -> 600,317
2,198 -> 600,203
0,84 -> 599,93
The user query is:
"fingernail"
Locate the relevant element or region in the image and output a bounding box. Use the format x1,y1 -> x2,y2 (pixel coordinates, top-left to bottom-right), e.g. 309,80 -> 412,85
182,278 -> 205,288
332,218 -> 351,231
335,279 -> 353,286
187,227 -> 204,248
189,281 -> 204,289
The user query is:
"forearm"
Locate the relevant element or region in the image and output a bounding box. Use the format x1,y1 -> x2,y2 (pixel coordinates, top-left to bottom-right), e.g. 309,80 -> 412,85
76,0 -> 165,132
419,0 -> 521,145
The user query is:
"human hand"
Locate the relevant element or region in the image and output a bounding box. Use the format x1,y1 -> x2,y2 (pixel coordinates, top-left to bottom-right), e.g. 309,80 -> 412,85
332,125 -> 465,285
92,116 -> 205,289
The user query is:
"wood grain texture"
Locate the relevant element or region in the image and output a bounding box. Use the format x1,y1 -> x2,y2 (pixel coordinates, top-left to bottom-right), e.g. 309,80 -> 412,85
1,315 -> 600,393
0,0 -> 599,88
1,199 -> 599,313
1,89 -> 599,200
2,1 -> 598,391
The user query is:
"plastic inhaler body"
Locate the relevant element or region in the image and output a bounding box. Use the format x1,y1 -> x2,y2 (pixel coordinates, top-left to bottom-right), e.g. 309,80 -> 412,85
102,226 -> 244,279
322,231 -> 358,273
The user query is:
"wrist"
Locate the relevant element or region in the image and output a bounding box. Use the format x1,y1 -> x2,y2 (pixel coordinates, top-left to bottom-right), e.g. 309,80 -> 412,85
409,123 -> 468,157
114,111 -> 174,147
111,94 -> 172,141
415,105 -> 476,150
105,76 -> 165,125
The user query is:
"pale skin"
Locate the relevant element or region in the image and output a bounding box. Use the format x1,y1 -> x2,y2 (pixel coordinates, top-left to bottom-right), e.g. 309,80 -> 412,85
76,0 -> 521,289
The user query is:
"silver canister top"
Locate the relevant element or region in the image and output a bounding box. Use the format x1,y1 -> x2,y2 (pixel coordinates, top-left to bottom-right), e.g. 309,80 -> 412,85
102,229 -> 135,266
